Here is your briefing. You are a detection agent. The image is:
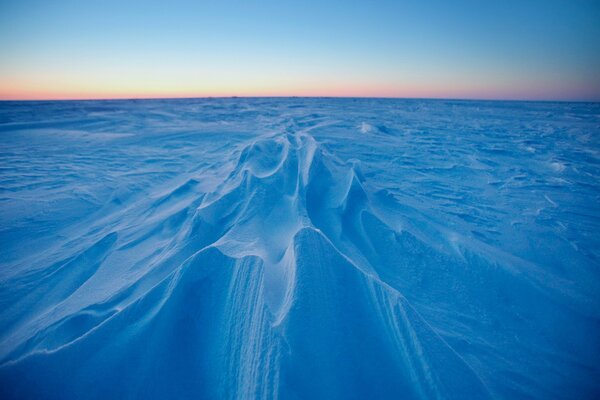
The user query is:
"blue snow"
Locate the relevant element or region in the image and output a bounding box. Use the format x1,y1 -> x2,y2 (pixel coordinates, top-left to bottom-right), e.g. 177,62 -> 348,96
0,98 -> 599,399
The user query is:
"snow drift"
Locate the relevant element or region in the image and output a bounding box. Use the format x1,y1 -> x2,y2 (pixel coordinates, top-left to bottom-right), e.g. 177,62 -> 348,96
0,98 -> 599,399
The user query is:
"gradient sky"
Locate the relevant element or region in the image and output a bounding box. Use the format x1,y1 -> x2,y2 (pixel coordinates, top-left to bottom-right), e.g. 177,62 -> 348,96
1,0 -> 599,101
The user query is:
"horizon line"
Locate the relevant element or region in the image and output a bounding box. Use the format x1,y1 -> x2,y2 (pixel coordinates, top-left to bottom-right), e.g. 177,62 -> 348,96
1,94 -> 598,104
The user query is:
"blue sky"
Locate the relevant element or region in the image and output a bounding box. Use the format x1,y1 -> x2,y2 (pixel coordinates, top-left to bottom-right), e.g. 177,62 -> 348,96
0,0 -> 598,100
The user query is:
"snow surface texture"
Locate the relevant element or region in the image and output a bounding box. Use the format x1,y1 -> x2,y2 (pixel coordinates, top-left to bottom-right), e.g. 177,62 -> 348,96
0,98 -> 599,399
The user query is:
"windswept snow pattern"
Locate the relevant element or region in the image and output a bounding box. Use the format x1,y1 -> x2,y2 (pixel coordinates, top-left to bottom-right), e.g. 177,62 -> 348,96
0,98 -> 599,399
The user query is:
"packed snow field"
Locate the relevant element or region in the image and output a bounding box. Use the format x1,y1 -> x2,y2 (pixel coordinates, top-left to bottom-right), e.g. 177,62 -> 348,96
0,98 -> 599,399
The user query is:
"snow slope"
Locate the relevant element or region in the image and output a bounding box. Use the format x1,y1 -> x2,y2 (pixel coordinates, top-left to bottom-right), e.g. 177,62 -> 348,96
0,98 -> 599,399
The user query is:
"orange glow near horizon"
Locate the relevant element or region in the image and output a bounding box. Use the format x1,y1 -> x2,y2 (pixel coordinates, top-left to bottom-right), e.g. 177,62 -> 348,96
2,80 -> 593,102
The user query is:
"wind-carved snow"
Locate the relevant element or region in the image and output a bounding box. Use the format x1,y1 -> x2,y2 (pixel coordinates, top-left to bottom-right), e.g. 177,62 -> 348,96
0,98 -> 599,399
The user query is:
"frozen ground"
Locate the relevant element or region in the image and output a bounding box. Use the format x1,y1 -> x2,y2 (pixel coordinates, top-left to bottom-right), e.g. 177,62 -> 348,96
0,98 -> 599,399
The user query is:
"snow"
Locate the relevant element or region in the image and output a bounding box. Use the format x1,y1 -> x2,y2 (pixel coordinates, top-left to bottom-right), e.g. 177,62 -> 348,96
0,98 -> 599,399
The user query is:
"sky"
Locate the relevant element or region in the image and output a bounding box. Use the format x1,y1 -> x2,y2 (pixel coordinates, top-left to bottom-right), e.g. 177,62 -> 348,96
0,0 -> 599,101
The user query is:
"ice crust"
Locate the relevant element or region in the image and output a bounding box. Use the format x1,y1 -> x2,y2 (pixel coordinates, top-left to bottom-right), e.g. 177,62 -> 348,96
0,98 -> 599,399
